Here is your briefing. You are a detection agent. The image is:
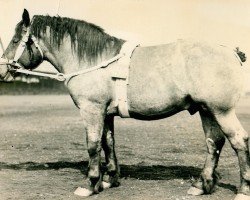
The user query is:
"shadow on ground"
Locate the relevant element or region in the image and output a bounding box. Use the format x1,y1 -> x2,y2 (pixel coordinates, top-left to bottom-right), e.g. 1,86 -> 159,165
0,161 -> 237,193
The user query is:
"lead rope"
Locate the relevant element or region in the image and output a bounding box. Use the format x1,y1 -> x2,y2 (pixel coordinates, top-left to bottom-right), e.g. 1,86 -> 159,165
0,36 -> 5,55
11,52 -> 125,82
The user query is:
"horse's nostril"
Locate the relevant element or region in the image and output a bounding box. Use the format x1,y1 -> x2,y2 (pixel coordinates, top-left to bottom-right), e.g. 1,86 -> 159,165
0,64 -> 14,82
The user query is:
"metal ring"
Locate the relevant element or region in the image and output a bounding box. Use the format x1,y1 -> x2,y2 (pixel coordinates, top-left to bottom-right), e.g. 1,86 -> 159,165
56,73 -> 66,81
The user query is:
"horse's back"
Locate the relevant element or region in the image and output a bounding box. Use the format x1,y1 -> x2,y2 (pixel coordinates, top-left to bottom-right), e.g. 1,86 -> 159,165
127,40 -> 244,118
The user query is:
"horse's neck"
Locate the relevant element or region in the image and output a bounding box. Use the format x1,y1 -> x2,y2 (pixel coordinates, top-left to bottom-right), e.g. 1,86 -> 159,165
42,35 -> 123,74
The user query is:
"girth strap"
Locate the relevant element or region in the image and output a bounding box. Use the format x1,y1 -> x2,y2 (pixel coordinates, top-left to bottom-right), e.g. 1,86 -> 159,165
112,41 -> 139,118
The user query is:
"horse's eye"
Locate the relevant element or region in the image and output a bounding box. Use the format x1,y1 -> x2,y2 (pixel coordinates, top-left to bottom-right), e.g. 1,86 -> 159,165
27,38 -> 33,45
13,37 -> 20,43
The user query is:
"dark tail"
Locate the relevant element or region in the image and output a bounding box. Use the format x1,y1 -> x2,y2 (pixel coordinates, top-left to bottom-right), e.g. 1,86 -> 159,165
235,47 -> 247,62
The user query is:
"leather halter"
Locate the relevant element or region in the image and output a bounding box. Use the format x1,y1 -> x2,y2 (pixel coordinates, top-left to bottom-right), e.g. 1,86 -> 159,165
0,27 -> 43,71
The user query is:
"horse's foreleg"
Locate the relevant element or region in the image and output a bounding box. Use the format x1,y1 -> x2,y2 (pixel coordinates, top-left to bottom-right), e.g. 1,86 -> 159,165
101,115 -> 120,189
213,109 -> 250,200
74,105 -> 105,197
188,110 -> 225,196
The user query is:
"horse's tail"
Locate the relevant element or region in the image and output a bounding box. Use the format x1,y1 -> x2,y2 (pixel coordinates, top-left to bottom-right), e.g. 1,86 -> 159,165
235,47 -> 247,62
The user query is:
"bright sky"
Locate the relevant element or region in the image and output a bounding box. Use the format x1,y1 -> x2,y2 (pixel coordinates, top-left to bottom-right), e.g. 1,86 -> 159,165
1,0 -> 250,74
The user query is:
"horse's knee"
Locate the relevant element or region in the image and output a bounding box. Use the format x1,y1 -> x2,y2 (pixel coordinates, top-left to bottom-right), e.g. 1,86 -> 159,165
102,118 -> 118,173
87,141 -> 102,178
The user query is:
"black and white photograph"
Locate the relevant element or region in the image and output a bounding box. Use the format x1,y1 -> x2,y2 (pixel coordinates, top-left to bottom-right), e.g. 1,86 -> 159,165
1,0 -> 250,199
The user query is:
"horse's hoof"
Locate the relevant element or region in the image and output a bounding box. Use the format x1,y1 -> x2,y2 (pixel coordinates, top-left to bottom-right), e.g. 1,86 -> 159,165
234,194 -> 250,200
102,181 -> 111,189
187,186 -> 204,196
74,187 -> 93,197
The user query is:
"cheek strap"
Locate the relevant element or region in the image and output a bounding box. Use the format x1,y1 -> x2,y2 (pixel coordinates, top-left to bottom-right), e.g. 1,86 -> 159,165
13,28 -> 44,64
31,35 -> 44,59
13,31 -> 29,63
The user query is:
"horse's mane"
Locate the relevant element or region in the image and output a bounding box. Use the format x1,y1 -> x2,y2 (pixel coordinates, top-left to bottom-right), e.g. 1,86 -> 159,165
29,15 -> 124,62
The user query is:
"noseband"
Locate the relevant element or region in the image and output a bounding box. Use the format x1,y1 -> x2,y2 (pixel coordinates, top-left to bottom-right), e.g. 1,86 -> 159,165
0,27 -> 43,73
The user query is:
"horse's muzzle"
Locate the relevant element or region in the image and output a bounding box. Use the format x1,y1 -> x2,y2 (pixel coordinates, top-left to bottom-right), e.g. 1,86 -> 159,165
0,64 -> 15,82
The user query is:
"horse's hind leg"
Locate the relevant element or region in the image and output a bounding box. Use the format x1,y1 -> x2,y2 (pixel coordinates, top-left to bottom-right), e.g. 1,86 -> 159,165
101,115 -> 120,189
188,110 -> 225,195
213,109 -> 250,200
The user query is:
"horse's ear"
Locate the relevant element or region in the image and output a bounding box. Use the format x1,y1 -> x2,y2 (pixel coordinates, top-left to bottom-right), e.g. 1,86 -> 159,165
22,9 -> 30,27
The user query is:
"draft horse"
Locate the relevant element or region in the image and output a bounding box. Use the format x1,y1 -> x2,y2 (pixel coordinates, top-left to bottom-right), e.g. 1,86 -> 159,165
1,9 -> 250,200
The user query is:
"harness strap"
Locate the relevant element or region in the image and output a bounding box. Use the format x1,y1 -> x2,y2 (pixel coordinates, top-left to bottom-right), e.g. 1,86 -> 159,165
31,36 -> 44,58
15,68 -> 66,81
0,58 -> 23,69
115,79 -> 130,117
112,41 -> 139,118
63,53 -> 125,84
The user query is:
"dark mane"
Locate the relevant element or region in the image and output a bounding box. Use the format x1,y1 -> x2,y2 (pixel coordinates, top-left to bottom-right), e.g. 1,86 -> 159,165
30,15 -> 124,63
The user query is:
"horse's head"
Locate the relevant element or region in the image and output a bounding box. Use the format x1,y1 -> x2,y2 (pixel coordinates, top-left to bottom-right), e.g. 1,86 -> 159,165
0,9 -> 44,81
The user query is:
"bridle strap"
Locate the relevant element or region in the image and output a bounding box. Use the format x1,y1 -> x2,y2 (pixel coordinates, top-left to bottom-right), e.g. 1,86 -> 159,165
63,53 -> 125,84
13,29 -> 30,63
31,35 -> 44,58
0,58 -> 23,69
0,27 -> 44,69
14,68 -> 66,81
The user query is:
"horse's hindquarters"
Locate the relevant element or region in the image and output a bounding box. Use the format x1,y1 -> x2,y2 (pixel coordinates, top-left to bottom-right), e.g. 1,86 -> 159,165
127,41 -> 244,118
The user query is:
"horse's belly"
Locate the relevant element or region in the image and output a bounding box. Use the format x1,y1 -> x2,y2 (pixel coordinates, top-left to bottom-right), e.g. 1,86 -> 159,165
128,103 -> 186,120
127,77 -> 188,119
127,81 -> 189,120
126,44 -> 189,120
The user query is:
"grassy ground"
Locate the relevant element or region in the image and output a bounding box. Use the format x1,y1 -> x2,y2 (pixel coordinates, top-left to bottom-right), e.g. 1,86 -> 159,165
0,95 -> 250,200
